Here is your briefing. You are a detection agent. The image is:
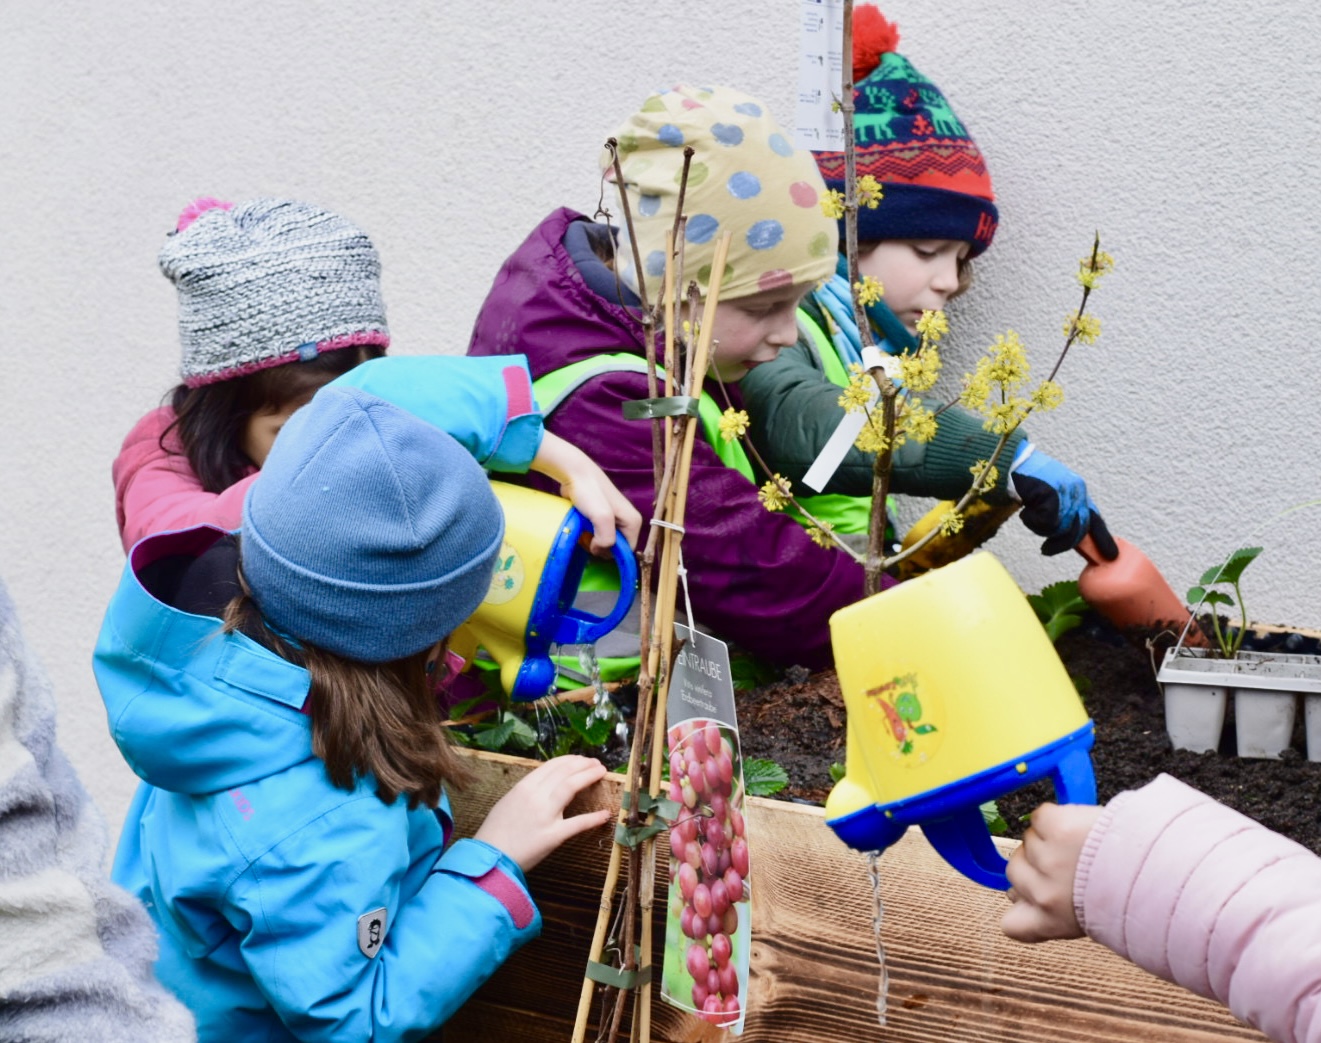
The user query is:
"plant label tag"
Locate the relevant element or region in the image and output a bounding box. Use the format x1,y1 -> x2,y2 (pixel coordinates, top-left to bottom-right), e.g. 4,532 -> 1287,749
802,381 -> 876,492
795,0 -> 845,152
802,347 -> 901,491
660,625 -> 751,1032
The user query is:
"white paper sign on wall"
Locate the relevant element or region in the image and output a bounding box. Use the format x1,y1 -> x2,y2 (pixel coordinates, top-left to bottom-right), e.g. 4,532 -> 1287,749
795,0 -> 845,152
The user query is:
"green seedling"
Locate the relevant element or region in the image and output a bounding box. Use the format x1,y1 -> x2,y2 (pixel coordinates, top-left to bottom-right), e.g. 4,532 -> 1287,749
1187,545 -> 1264,658
980,800 -> 1009,836
1027,580 -> 1089,645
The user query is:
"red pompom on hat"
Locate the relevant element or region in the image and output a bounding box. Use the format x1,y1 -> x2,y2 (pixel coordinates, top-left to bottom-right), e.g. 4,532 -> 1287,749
852,5 -> 900,84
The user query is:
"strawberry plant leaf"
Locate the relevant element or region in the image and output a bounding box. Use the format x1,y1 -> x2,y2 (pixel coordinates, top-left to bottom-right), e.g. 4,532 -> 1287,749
743,758 -> 788,797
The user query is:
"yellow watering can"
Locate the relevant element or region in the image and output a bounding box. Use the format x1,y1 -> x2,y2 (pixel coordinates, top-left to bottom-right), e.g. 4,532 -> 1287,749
450,481 -> 638,702
826,551 -> 1095,889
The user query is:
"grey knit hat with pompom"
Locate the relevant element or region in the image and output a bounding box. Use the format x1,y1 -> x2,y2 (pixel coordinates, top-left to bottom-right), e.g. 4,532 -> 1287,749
160,197 -> 390,387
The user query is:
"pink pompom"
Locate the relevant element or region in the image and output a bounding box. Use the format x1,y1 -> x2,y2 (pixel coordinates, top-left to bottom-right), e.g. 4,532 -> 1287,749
176,197 -> 234,232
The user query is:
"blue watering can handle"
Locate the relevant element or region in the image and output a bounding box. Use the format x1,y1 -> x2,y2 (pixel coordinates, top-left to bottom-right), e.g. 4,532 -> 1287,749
554,510 -> 639,645
920,809 -> 1012,891
920,747 -> 1098,891
1049,746 -> 1098,805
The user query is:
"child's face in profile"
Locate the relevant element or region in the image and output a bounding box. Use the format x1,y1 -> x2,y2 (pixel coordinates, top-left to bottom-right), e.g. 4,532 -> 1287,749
708,281 -> 813,383
241,392 -> 317,467
858,240 -> 969,332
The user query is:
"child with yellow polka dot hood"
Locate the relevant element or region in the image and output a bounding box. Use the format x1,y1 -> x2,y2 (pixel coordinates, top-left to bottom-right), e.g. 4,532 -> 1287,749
469,84 -> 877,672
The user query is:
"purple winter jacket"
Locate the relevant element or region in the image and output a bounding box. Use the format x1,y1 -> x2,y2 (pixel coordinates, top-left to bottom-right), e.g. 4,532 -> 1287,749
468,207 -> 866,670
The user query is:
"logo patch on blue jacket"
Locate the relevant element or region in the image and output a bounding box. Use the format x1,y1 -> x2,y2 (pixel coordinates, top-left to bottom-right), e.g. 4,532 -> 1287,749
358,907 -> 387,958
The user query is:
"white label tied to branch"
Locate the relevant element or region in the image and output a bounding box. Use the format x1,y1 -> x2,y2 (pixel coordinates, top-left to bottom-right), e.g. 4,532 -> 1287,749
802,347 -> 901,492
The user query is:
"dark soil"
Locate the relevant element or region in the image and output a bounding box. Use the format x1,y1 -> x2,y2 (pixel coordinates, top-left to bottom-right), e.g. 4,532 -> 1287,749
739,615 -> 1321,854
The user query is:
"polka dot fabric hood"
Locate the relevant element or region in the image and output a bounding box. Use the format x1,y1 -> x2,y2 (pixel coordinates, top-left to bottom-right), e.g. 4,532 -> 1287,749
608,85 -> 838,302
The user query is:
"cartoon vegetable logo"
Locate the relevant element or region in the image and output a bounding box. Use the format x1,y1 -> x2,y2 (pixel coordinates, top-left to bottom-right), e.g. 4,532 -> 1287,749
483,542 -> 525,606
866,675 -> 937,756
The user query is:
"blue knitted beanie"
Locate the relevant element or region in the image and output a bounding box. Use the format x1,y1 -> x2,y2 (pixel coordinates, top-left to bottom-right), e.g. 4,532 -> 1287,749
240,384 -> 503,662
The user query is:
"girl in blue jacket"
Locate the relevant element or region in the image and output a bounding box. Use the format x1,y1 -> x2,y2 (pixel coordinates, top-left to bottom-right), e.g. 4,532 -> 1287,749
94,372 -> 616,1042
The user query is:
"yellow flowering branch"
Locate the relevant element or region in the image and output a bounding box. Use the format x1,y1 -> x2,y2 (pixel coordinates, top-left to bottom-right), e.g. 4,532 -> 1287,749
1048,233 -> 1111,383
882,237 -> 1113,575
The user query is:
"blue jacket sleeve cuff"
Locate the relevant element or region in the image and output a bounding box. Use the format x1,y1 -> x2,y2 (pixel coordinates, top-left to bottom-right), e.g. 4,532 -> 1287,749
488,360 -> 543,474
437,838 -> 540,935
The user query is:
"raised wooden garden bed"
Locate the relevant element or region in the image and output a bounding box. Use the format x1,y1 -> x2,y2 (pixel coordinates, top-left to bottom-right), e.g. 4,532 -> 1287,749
446,749 -> 1266,1042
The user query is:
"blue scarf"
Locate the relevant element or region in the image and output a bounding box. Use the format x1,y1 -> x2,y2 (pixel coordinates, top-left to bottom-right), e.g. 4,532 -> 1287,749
812,255 -> 919,364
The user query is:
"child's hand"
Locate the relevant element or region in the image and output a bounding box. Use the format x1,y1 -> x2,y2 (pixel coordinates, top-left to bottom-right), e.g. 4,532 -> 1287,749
473,755 -> 613,872
1001,801 -> 1103,943
532,433 -> 642,554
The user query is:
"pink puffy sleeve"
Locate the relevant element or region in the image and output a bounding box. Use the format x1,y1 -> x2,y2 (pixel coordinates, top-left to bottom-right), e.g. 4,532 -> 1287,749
1076,773 -> 1321,1043
112,407 -> 258,553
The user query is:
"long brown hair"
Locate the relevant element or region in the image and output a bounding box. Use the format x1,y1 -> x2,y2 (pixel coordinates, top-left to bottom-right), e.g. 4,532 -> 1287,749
221,565 -> 471,809
164,345 -> 385,493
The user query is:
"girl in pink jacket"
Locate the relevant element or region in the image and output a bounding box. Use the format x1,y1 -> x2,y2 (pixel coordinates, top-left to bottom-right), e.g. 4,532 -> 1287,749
1003,773 -> 1321,1043
115,197 -> 638,554
114,197 -> 391,552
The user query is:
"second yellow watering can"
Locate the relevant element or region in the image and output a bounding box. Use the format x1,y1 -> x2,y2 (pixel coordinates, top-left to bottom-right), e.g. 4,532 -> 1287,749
826,551 -> 1096,889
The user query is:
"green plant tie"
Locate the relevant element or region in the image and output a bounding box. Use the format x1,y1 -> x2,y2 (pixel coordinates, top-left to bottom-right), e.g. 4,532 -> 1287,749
585,958 -> 652,990
613,821 -> 668,848
620,790 -> 682,821
621,396 -> 700,420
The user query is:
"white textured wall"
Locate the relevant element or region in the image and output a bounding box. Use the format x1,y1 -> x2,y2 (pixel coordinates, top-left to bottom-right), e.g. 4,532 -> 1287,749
4,1 -> 1320,846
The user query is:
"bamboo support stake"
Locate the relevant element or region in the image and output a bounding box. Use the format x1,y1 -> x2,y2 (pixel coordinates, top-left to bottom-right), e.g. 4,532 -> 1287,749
637,232 -> 731,1043
572,235 -> 689,1043
662,230 -> 677,469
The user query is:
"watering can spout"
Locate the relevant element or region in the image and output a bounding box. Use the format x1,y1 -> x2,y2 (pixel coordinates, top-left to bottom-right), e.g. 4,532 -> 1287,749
1075,535 -> 1205,644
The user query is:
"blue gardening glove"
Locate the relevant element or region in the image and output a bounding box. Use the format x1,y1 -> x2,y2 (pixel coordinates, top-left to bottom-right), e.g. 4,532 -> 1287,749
1008,444 -> 1118,559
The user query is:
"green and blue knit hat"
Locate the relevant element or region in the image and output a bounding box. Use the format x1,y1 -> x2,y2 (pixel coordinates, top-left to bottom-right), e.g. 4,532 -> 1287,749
815,6 -> 999,255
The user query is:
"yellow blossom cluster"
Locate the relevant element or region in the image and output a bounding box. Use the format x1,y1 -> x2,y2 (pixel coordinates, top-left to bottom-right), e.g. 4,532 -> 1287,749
758,475 -> 791,512
898,350 -> 941,393
895,308 -> 946,396
1076,250 -> 1115,290
900,402 -> 937,444
819,179 -> 882,219
969,460 -> 999,492
857,175 -> 884,209
1063,310 -> 1102,344
960,330 -> 1035,434
807,522 -> 835,548
854,276 -> 884,307
838,364 -> 873,414
1030,380 -> 1064,412
939,510 -> 965,537
915,310 -> 949,343
820,190 -> 846,220
718,408 -> 749,442
854,416 -> 890,454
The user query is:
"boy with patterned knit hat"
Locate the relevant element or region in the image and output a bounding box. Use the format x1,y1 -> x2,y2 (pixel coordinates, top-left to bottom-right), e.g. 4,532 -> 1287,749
741,5 -> 1116,563
469,84 -> 877,672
